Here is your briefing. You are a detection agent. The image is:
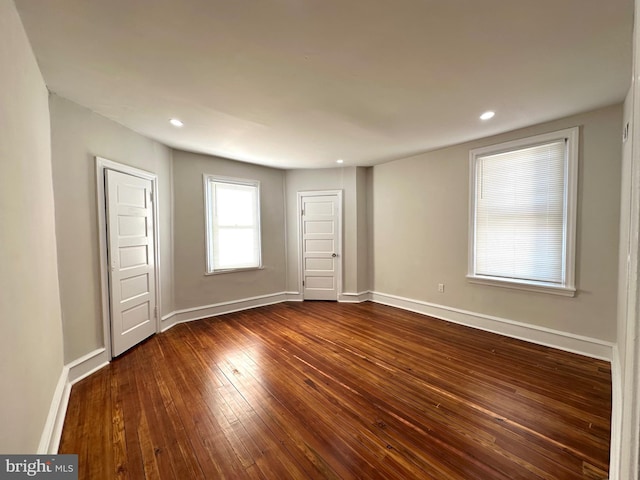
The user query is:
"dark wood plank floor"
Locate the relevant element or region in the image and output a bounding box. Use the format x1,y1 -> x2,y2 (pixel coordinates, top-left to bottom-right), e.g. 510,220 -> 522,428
59,301 -> 611,479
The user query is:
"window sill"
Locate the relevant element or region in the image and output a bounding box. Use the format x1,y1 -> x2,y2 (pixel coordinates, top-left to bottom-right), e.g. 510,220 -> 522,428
205,266 -> 264,276
466,275 -> 576,297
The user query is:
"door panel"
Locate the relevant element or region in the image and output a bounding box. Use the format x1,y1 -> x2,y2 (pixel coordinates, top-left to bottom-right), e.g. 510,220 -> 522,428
121,303 -> 151,333
305,258 -> 333,271
305,200 -> 334,215
305,238 -> 335,252
119,245 -> 149,269
106,169 -> 157,356
301,193 -> 340,300
305,220 -> 334,234
118,216 -> 147,237
305,276 -> 335,289
120,274 -> 149,301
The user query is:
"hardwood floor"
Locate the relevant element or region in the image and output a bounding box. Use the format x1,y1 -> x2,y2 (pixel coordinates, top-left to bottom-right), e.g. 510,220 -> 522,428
59,302 -> 611,479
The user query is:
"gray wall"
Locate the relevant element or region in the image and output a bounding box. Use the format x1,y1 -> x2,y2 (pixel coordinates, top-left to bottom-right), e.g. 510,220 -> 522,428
49,94 -> 174,362
356,167 -> 370,293
285,167 -> 369,295
371,104 -> 622,341
0,0 -> 64,453
172,150 -> 287,310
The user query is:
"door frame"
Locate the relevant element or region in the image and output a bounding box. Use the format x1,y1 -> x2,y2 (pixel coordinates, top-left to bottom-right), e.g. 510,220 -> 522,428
297,190 -> 343,300
96,157 -> 161,360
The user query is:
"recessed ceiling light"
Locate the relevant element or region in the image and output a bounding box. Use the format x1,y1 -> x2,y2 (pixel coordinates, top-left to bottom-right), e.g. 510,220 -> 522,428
480,111 -> 495,121
169,118 -> 184,127
336,159 -> 344,164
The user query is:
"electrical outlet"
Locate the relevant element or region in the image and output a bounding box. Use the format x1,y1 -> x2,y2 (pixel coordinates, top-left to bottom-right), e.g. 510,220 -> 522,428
438,283 -> 445,293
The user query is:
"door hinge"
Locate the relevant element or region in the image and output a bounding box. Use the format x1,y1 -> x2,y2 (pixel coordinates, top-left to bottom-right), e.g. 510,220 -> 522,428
301,209 -> 304,216
302,280 -> 305,287
154,306 -> 158,318
149,191 -> 154,203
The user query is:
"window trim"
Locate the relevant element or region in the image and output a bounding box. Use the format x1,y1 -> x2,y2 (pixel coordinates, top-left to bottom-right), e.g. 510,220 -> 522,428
467,127 -> 579,297
203,174 -> 263,275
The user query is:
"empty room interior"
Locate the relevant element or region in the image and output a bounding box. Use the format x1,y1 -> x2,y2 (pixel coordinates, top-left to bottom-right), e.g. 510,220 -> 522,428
3,0 -> 640,478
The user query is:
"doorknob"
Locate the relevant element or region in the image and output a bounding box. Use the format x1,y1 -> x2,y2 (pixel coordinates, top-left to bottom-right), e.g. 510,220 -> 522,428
332,253 -> 337,257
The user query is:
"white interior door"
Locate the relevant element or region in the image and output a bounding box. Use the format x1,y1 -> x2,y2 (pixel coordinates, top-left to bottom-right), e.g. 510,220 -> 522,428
300,192 -> 341,300
106,169 -> 157,356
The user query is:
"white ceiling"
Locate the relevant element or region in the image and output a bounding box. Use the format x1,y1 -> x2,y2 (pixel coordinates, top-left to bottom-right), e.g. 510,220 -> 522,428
15,0 -> 633,169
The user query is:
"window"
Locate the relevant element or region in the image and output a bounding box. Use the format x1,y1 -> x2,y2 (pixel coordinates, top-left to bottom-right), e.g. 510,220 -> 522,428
468,127 -> 578,296
204,175 -> 262,273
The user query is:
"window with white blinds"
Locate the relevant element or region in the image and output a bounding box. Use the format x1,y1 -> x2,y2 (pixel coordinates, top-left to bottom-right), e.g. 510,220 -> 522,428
468,127 -> 578,296
204,176 -> 262,273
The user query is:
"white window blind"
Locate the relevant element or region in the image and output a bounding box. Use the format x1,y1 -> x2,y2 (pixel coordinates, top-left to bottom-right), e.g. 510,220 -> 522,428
475,140 -> 566,283
468,127 -> 578,296
205,177 -> 261,273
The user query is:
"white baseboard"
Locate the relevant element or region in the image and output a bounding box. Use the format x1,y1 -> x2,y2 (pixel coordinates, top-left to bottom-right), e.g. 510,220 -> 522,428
67,348 -> 110,384
38,348 -> 109,454
37,365 -> 69,454
282,291 -> 371,303
609,346 -> 622,480
370,291 -> 613,361
339,291 -> 372,303
161,292 -> 290,331
286,291 -> 303,302
165,290 -> 612,361
160,290 -> 371,328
